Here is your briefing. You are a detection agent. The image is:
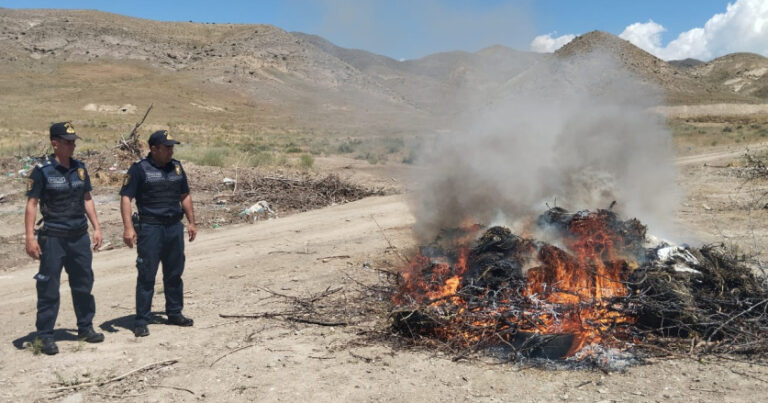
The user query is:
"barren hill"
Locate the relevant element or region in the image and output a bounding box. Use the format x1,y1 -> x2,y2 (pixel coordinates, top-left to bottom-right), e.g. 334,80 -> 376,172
0,10 -> 765,143
555,31 -> 760,105
691,52 -> 768,100
0,8 -> 429,138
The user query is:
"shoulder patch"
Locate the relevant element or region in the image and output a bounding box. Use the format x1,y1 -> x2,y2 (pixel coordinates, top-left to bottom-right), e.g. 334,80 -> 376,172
174,164 -> 182,176
26,177 -> 34,192
122,173 -> 131,187
77,167 -> 86,181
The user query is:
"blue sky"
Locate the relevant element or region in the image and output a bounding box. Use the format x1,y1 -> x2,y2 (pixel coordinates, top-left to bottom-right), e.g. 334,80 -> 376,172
1,0 -> 765,60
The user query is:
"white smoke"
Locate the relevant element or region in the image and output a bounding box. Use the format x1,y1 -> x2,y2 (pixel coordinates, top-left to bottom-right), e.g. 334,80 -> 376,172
410,51 -> 680,242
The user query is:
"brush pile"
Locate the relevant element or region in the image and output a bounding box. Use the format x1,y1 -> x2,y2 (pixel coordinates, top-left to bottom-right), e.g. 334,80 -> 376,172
389,207 -> 768,363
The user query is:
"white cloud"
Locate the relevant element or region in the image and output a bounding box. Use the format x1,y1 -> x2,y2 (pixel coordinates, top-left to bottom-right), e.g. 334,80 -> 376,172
618,20 -> 665,51
619,0 -> 768,60
533,0 -> 768,61
530,33 -> 576,53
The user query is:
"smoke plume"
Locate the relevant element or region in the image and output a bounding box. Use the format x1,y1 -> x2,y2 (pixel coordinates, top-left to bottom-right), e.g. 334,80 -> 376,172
410,51 -> 679,242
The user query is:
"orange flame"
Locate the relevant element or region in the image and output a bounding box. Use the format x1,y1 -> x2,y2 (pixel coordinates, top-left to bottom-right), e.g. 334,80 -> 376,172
395,212 -> 637,358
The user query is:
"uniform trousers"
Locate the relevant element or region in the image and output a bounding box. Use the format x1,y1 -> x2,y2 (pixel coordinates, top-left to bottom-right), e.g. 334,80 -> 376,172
35,232 -> 95,337
135,221 -> 185,326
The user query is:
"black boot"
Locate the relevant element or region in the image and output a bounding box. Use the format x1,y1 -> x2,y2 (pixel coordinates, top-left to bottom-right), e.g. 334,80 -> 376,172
134,325 -> 150,337
167,314 -> 194,327
77,326 -> 105,343
37,337 -> 59,355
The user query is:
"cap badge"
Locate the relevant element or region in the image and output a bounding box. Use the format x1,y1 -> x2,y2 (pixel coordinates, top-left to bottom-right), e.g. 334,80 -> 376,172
64,122 -> 75,134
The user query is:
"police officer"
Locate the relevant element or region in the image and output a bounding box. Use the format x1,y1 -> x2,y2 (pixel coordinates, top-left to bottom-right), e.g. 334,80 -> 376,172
120,130 -> 197,337
24,122 -> 105,355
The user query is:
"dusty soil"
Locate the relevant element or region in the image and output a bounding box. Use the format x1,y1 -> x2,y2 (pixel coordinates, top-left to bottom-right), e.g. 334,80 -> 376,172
0,149 -> 767,402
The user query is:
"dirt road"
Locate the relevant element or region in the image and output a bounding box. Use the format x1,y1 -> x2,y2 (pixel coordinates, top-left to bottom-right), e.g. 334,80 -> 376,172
1,192 -> 767,402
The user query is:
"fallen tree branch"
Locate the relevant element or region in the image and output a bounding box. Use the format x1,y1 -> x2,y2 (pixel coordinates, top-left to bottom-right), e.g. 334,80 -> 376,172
148,384 -> 195,395
210,344 -> 256,368
47,358 -> 179,392
287,316 -> 347,326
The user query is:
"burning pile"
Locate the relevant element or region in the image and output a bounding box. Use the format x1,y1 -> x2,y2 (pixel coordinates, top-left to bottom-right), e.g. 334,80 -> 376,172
391,208 -> 768,363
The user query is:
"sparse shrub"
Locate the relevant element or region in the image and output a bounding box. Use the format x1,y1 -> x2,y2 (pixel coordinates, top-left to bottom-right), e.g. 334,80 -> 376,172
199,149 -> 226,166
357,152 -> 379,164
248,151 -> 274,167
402,148 -> 417,164
723,126 -> 733,133
337,142 -> 354,153
26,338 -> 44,355
299,153 -> 314,169
275,153 -> 288,167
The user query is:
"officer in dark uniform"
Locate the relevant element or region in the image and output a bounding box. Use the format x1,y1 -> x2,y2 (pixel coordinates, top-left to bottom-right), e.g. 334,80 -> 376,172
119,130 -> 197,337
24,122 -> 105,355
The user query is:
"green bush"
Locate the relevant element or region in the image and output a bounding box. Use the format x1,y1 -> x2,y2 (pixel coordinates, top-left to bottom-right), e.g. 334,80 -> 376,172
337,142 -> 354,153
247,151 -> 274,167
299,153 -> 314,169
199,149 -> 226,166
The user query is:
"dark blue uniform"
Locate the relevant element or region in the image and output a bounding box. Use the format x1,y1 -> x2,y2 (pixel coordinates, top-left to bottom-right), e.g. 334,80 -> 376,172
27,155 -> 96,337
120,156 -> 190,327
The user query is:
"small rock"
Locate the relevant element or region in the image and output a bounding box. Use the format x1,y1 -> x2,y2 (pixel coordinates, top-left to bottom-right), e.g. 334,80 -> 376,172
226,342 -> 238,349
61,393 -> 84,403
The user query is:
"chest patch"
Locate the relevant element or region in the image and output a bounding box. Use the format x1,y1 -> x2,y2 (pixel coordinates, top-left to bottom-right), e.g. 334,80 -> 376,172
45,175 -> 69,191
145,171 -> 164,182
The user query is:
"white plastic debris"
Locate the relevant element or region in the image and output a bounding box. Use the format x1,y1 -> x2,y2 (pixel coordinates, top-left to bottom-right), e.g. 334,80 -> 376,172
241,200 -> 277,222
222,177 -> 236,186
656,245 -> 701,275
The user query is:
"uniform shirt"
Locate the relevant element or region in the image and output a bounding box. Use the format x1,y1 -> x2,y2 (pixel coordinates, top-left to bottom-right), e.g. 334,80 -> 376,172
26,155 -> 91,232
120,155 -> 190,218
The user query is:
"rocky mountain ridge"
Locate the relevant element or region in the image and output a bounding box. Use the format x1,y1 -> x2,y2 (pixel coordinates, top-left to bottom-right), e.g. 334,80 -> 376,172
0,8 -> 766,136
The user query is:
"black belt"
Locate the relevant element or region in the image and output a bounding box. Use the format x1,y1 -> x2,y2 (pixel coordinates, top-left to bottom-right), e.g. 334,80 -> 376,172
37,226 -> 88,239
139,214 -> 182,225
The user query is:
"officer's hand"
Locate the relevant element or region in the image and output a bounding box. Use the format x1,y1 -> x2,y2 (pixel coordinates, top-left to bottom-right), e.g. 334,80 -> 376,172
92,228 -> 103,251
187,223 -> 197,242
123,227 -> 137,248
25,238 -> 41,260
